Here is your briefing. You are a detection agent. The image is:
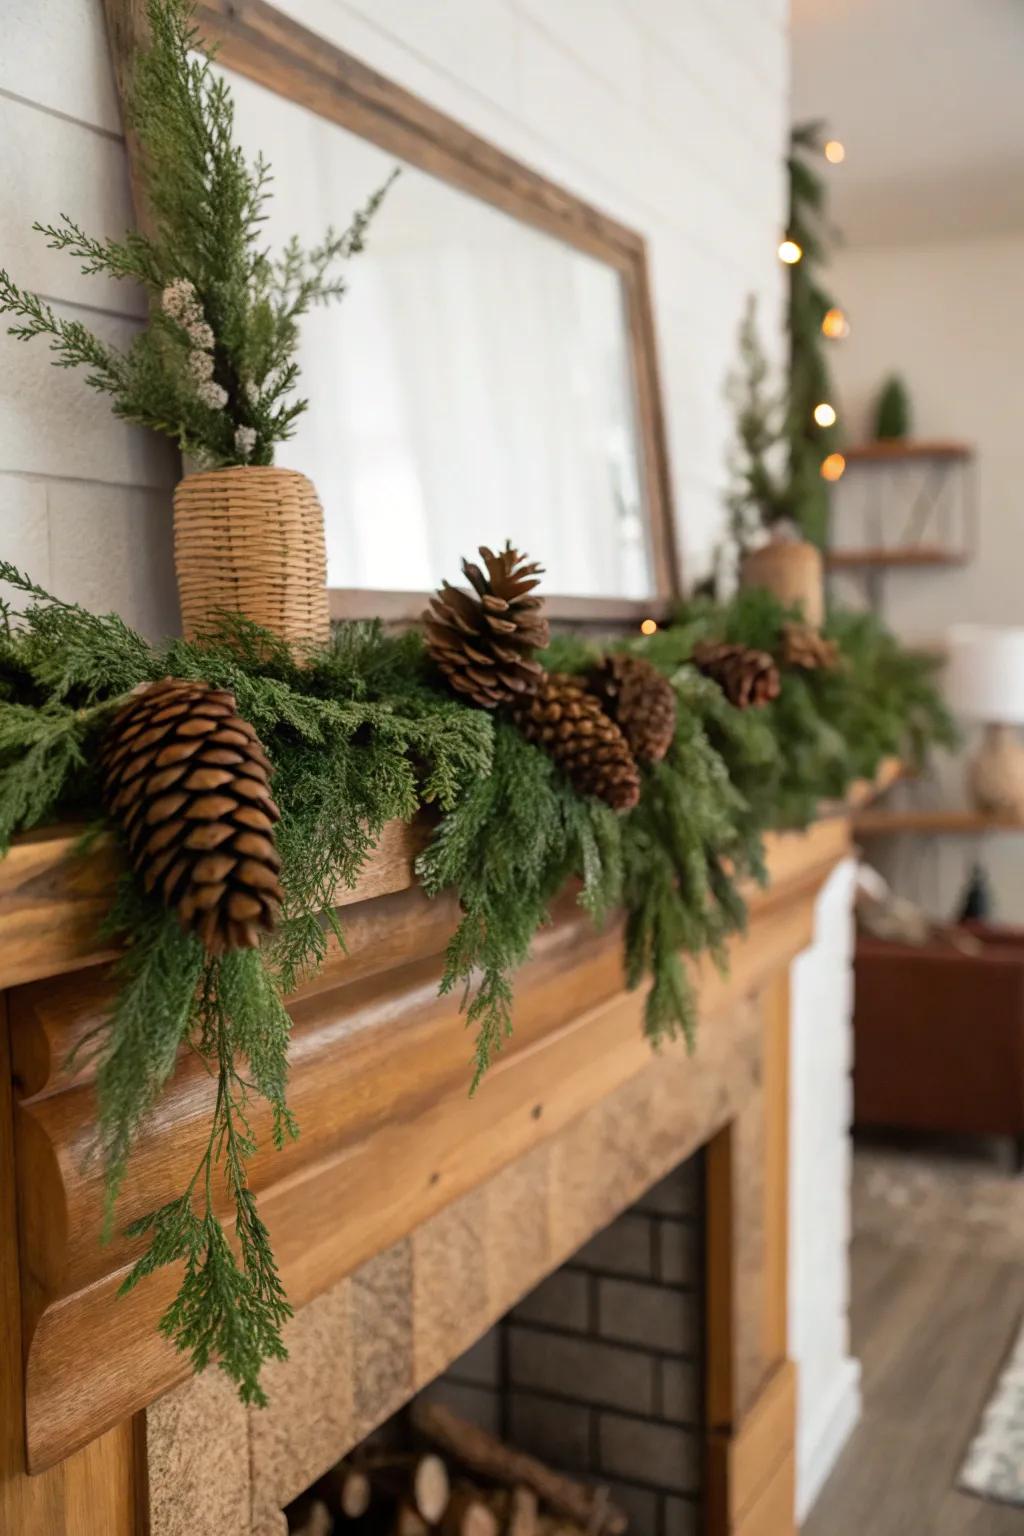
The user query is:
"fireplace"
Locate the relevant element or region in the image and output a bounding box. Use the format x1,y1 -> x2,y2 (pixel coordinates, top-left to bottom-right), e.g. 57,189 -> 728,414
423,1154 -> 706,1533
281,1153 -> 706,1533
0,810 -> 858,1534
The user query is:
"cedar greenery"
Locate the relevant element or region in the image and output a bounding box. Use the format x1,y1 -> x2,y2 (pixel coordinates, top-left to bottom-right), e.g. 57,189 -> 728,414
0,0 -> 394,467
0,563 -> 953,1404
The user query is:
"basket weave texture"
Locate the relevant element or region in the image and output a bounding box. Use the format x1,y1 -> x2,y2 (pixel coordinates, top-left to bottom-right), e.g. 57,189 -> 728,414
740,537 -> 824,627
173,466 -> 330,646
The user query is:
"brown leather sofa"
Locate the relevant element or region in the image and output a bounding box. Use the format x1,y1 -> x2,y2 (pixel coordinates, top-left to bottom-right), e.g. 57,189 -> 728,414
853,925 -> 1024,1166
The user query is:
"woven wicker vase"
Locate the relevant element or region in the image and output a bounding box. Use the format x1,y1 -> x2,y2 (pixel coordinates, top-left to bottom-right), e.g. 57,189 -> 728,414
740,536 -> 824,628
173,466 -> 330,647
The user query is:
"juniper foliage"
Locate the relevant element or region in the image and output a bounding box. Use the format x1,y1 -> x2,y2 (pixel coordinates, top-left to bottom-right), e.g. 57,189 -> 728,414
0,0 -> 395,466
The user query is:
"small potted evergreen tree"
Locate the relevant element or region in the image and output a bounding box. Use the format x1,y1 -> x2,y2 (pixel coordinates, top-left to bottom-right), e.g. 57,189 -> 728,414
0,0 -> 393,646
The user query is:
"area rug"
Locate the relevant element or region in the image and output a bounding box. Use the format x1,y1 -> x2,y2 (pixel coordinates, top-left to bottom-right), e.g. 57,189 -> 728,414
959,1317 -> 1024,1506
853,1137 -> 1024,1263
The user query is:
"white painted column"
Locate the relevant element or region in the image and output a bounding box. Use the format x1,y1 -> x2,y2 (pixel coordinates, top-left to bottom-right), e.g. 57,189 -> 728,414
789,856 -> 861,1519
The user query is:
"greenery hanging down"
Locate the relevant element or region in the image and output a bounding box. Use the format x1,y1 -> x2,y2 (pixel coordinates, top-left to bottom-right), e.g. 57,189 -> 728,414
0,563 -> 953,1405
0,0 -> 395,468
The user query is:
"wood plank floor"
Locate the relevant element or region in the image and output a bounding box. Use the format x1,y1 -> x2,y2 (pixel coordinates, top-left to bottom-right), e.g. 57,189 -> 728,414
805,1149 -> 1024,1535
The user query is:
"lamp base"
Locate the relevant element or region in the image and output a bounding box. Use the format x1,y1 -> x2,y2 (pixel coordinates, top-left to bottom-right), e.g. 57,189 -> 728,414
968,723 -> 1024,820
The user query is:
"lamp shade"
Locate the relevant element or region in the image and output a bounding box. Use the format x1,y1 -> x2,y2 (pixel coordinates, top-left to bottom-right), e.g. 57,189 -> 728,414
945,625 -> 1024,723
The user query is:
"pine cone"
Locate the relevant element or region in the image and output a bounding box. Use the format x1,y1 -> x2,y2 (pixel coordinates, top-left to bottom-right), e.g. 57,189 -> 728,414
779,621 -> 840,671
99,678 -> 283,954
692,640 -> 781,709
511,672 -> 641,811
585,654 -> 677,764
425,544 -> 550,708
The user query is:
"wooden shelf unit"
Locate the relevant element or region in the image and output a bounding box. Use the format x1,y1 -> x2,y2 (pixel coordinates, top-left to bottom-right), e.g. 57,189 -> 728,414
826,438 -> 976,616
826,545 -> 968,571
843,439 -> 973,464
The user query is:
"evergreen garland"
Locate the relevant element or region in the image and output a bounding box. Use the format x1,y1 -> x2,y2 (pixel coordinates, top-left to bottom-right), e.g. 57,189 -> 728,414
0,562 -> 953,1406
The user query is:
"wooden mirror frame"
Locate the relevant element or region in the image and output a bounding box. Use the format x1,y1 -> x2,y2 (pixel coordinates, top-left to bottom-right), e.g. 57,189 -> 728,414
105,0 -> 681,625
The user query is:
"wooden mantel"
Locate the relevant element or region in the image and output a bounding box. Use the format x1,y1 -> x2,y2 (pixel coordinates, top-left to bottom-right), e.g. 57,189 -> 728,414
0,785 -> 879,1536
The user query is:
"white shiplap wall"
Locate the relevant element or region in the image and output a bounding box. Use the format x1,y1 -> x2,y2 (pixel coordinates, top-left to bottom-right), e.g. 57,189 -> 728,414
789,858 -> 862,1518
1,0 -> 788,636
1,2 -> 178,637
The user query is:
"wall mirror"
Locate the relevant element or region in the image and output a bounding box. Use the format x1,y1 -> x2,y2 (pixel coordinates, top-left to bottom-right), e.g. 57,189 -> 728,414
110,0 -> 678,619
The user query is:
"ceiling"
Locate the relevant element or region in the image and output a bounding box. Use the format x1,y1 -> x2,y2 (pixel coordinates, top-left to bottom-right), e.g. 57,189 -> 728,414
790,0 -> 1024,246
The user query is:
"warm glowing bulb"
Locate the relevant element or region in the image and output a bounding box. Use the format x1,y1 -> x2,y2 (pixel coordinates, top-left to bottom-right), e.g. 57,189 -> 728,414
778,239 -> 803,265
821,453 -> 846,482
814,402 -> 837,428
640,618 -> 658,636
821,307 -> 849,339
824,140 -> 845,164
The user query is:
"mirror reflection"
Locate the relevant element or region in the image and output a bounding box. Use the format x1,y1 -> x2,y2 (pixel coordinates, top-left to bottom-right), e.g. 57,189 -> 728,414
226,68 -> 654,599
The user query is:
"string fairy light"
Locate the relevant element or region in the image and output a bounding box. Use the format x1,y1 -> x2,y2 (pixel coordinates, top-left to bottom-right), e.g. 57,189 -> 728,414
778,239 -> 803,265
824,139 -> 845,164
813,402 -> 837,428
821,452 -> 846,482
640,618 -> 658,636
821,307 -> 849,339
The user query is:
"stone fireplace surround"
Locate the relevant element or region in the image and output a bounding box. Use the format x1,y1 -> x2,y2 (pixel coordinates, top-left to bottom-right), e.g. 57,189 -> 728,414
416,1153 -> 707,1534
0,804 -> 866,1535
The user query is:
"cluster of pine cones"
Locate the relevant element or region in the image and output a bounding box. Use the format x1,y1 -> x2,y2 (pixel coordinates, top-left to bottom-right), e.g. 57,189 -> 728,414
424,546 -> 839,813
425,545 -> 677,813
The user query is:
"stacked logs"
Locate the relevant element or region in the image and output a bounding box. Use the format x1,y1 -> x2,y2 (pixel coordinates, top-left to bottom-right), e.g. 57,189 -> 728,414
286,1404 -> 628,1536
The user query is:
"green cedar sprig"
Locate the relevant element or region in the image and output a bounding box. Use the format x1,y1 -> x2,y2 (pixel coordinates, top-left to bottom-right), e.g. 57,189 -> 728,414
418,720 -> 622,1090
0,0 -> 396,467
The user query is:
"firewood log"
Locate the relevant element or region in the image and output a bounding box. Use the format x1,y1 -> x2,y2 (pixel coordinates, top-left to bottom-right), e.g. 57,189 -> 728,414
410,1404 -> 626,1536
394,1504 -> 430,1536
289,1496 -> 334,1536
507,1486 -> 539,1536
322,1463 -> 373,1520
441,1485 -> 499,1536
362,1451 -> 450,1524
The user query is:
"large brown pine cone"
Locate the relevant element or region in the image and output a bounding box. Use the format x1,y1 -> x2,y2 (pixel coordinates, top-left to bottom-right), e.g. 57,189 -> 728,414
99,678 -> 283,954
692,640 -> 781,709
779,621 -> 840,671
585,653 -> 677,764
425,544 -> 550,708
511,672 -> 641,812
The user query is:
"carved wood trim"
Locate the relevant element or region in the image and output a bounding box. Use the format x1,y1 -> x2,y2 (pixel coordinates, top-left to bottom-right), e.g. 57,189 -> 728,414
101,0 -> 681,611
707,1361 -> 797,1536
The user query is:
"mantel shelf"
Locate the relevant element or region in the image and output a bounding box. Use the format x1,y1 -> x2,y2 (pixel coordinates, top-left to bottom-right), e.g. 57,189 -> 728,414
0,759 -> 903,995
